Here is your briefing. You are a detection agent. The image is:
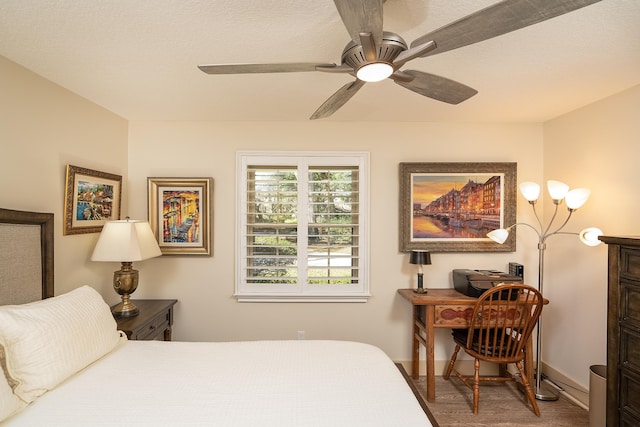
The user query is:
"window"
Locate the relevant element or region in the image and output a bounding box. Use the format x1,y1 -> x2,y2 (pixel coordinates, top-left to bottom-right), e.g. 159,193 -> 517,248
236,151 -> 369,302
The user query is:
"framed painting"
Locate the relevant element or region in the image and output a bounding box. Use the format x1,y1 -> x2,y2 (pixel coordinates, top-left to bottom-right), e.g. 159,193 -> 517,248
399,162 -> 517,252
148,177 -> 213,255
63,165 -> 122,235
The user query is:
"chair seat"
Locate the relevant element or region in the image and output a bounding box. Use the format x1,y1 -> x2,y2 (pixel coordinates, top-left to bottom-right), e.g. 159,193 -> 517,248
452,328 -> 521,358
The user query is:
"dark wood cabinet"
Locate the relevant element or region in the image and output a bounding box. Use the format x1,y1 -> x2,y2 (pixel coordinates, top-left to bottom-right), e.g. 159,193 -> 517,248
112,299 -> 177,341
600,236 -> 640,426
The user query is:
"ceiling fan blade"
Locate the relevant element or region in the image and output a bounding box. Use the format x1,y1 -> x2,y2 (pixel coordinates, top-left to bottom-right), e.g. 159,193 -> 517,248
198,63 -> 337,74
392,41 -> 436,69
333,0 -> 383,46
410,0 -> 602,57
310,80 -> 366,120
315,64 -> 354,74
393,70 -> 477,105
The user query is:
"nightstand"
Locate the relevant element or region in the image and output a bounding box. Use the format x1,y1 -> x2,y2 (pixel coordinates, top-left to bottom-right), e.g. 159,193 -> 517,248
112,299 -> 177,341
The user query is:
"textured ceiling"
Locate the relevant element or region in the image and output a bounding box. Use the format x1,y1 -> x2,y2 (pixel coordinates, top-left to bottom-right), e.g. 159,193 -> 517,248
1,0 -> 639,122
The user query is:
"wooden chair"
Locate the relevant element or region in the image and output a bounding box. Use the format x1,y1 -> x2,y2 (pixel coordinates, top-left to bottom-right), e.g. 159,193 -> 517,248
443,283 -> 544,416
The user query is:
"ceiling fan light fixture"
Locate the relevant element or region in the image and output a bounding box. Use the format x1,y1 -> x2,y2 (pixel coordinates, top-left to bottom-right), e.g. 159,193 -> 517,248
356,62 -> 393,82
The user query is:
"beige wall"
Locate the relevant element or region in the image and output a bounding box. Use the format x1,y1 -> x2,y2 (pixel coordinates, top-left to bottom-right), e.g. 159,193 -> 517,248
542,84 -> 640,389
0,55 -> 129,299
4,52 -> 639,399
126,121 -> 543,364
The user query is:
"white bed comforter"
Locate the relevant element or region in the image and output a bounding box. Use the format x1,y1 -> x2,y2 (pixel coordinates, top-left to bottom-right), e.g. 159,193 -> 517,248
4,340 -> 431,426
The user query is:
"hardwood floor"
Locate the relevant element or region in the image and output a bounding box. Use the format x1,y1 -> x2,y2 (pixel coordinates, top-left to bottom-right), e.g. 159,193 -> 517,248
398,365 -> 590,426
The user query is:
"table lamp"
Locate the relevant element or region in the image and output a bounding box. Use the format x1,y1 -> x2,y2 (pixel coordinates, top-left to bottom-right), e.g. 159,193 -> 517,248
91,218 -> 162,317
409,250 -> 431,294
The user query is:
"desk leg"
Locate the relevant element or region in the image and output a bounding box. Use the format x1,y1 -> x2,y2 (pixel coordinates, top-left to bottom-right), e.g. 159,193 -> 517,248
412,306 -> 420,379
426,305 -> 436,402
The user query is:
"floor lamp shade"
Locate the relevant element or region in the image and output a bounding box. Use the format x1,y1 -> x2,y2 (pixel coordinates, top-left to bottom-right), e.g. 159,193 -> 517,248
91,219 -> 162,317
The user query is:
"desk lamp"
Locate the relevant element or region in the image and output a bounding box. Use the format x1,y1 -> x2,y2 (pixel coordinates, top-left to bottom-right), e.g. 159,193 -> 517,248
91,218 -> 162,317
409,250 -> 431,294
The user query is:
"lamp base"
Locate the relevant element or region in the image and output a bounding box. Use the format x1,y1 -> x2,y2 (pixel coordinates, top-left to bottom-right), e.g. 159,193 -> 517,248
112,262 -> 140,318
534,381 -> 560,401
112,298 -> 139,318
414,273 -> 427,293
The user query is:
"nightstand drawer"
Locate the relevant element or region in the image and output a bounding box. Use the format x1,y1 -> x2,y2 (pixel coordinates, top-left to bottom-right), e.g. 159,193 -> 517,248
112,299 -> 177,341
132,311 -> 171,340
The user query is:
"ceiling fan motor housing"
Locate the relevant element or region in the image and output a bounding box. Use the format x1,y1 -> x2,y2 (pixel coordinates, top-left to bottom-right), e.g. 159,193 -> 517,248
341,31 -> 407,71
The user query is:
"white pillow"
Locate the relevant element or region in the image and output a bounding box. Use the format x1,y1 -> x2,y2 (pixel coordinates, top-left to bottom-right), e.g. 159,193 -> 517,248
0,285 -> 125,402
0,358 -> 25,422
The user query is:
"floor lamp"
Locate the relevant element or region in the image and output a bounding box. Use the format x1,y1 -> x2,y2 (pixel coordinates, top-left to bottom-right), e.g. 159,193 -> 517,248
487,180 -> 602,401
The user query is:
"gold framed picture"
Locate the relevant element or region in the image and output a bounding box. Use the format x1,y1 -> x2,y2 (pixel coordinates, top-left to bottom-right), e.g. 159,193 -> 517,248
147,177 -> 213,256
63,165 -> 122,235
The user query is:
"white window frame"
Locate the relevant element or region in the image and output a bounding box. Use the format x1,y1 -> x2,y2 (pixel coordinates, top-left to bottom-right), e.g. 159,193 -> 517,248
235,151 -> 370,302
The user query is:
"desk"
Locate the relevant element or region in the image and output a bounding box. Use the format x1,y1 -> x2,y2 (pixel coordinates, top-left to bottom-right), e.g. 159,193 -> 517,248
398,288 -> 538,402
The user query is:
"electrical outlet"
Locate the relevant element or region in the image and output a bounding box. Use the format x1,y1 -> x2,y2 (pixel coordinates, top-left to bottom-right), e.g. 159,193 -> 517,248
297,330 -> 305,340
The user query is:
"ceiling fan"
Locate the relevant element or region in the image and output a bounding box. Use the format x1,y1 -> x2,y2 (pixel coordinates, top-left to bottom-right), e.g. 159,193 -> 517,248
198,0 -> 602,120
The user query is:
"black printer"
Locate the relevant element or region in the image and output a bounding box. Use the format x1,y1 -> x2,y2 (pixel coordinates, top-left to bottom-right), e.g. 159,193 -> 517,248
452,269 -> 523,298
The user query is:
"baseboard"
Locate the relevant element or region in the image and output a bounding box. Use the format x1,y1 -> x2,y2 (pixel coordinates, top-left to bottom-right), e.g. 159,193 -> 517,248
540,362 -> 589,408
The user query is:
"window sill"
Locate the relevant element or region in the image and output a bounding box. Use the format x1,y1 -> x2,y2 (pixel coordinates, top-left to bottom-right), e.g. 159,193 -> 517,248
234,294 -> 370,303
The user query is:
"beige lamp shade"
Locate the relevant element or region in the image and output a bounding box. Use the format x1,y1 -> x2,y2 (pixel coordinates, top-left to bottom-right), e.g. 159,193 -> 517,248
91,219 -> 162,262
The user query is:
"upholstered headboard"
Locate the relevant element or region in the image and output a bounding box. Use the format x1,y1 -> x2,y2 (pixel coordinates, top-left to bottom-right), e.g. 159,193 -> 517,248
0,208 -> 54,304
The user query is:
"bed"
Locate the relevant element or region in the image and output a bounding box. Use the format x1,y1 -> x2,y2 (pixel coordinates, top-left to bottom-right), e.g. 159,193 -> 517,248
0,208 -> 432,426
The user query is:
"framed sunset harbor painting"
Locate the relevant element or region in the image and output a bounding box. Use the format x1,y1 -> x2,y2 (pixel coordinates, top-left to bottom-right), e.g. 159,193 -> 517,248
399,162 -> 516,252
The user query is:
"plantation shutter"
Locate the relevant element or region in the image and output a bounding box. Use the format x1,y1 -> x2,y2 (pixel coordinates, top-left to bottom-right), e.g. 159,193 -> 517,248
245,166 -> 299,285
307,166 -> 359,286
